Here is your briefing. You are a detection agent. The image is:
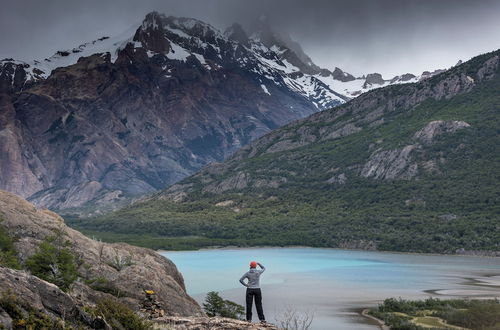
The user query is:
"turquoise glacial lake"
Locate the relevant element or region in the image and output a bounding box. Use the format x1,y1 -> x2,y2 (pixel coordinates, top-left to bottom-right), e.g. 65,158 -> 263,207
160,248 -> 500,329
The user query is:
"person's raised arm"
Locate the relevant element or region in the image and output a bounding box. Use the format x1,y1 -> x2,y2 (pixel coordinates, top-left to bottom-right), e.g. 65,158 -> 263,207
239,272 -> 249,287
257,262 -> 265,273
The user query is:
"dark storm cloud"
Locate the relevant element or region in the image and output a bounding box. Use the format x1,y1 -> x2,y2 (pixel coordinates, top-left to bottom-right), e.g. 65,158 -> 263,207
2,0 -> 500,77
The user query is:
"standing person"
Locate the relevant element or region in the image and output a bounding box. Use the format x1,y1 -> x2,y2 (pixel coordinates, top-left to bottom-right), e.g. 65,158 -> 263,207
239,261 -> 266,323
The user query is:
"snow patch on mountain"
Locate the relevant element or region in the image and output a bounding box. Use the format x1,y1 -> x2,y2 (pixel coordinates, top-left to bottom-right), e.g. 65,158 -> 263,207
260,84 -> 271,95
1,23 -> 142,83
316,72 -> 421,98
166,42 -> 191,61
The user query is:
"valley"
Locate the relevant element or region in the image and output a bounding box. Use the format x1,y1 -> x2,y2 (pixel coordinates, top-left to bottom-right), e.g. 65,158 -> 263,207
1,4 -> 499,329
71,50 -> 500,255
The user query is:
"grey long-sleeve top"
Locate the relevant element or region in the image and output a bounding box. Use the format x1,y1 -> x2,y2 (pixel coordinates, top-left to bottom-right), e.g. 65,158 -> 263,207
239,263 -> 265,288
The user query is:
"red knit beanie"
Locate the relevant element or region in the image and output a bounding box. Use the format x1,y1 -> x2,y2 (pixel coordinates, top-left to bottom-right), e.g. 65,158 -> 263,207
250,261 -> 257,268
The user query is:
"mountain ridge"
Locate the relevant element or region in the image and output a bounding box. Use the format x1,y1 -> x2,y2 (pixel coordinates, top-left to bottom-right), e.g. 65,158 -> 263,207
74,49 -> 500,254
0,11 -> 447,212
1,11 -> 440,102
160,50 -> 498,196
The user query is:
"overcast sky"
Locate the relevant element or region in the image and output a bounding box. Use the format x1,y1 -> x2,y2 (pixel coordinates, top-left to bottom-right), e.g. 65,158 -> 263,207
2,0 -> 500,77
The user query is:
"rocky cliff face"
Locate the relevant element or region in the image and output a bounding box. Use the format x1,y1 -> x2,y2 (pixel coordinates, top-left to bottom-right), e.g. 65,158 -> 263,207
0,12 -> 333,212
0,190 -> 202,318
0,266 -> 94,328
154,316 -> 279,329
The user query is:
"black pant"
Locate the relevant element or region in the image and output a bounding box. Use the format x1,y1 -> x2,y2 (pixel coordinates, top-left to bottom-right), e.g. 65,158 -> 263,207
246,288 -> 265,321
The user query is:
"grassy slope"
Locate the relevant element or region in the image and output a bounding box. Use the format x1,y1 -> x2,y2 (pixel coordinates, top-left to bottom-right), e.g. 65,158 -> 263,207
68,53 -> 500,253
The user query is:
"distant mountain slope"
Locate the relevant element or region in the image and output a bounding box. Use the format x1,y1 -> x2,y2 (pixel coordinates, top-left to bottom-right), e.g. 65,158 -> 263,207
75,50 -> 500,254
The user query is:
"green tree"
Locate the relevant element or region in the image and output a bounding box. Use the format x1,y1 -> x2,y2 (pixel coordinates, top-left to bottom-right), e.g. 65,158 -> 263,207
25,232 -> 78,291
89,297 -> 152,330
0,291 -> 70,329
0,220 -> 21,269
203,291 -> 245,319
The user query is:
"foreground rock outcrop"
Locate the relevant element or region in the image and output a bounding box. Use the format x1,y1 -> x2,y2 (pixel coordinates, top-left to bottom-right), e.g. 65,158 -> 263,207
0,190 -> 202,318
0,266 -> 103,328
1,264 -> 279,329
154,316 -> 279,330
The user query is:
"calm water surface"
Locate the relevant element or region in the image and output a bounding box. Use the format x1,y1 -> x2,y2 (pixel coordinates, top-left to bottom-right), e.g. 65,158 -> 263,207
160,248 -> 500,329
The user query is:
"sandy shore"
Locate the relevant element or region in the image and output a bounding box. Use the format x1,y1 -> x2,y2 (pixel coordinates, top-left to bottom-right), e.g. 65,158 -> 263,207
476,274 -> 500,287
157,246 -> 500,258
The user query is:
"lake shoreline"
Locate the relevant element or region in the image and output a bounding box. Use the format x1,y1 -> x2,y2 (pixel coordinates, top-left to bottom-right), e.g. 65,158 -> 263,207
360,309 -> 389,330
157,245 -> 500,259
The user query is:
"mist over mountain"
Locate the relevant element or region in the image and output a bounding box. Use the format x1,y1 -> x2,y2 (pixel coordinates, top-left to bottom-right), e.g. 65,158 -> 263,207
3,0 -> 500,77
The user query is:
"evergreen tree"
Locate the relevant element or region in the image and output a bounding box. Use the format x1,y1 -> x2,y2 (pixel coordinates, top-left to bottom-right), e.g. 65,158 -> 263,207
203,291 -> 244,319
0,221 -> 21,269
25,232 -> 78,291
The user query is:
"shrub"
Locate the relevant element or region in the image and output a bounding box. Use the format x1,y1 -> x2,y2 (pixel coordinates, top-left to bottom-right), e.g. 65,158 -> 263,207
371,298 -> 500,330
203,291 -> 244,319
106,252 -> 134,271
0,221 -> 21,269
0,290 -> 70,329
25,231 -> 78,291
88,297 -> 152,330
436,299 -> 500,329
85,277 -> 125,297
274,306 -> 314,330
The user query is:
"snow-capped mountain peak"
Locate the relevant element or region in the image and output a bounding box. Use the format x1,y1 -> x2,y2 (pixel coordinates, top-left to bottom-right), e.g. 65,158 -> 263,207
1,11 -> 444,108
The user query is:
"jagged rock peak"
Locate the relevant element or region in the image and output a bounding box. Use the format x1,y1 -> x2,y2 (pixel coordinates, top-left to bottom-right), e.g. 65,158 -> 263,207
136,11 -> 221,53
400,73 -> 417,81
139,11 -> 222,37
141,11 -> 167,29
332,67 -> 356,82
169,17 -> 221,37
390,73 -> 417,83
134,13 -> 170,53
246,16 -> 323,75
135,11 -> 226,53
364,73 -> 385,85
0,59 -> 45,92
247,15 -> 279,48
224,23 -> 250,46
